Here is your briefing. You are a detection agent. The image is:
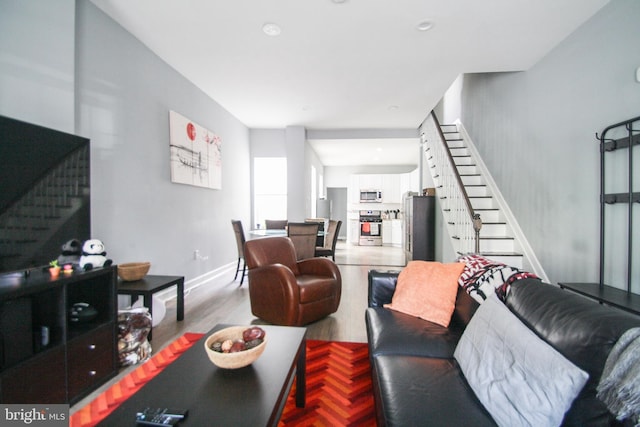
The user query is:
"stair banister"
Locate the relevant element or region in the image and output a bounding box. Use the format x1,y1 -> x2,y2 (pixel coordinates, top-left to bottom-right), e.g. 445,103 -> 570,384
423,111 -> 480,254
431,112 -> 478,221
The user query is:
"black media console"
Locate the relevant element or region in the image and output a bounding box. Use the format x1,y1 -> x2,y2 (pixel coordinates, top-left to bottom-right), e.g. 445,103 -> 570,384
0,266 -> 118,404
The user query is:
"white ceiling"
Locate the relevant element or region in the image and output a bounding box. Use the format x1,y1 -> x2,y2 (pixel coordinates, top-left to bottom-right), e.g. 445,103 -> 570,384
308,138 -> 421,166
89,0 -> 609,166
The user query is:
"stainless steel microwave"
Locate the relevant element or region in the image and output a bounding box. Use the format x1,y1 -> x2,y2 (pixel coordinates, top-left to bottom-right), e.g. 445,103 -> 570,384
360,190 -> 382,203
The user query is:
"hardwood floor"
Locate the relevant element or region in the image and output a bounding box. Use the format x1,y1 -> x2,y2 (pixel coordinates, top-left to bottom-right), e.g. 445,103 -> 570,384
71,241 -> 405,413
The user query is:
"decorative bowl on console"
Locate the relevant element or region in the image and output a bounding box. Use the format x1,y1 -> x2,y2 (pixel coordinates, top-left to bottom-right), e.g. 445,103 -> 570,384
117,262 -> 151,281
204,326 -> 267,369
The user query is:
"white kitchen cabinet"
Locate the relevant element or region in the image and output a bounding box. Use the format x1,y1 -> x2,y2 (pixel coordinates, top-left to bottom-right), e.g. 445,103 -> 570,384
400,173 -> 412,197
348,219 -> 360,245
382,219 -> 402,246
359,174 -> 383,191
382,220 -> 392,245
391,219 -> 402,246
383,174 -> 402,203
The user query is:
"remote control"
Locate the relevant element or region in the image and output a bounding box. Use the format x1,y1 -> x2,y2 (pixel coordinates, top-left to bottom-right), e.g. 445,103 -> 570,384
136,414 -> 179,426
162,408 -> 188,419
136,408 -> 185,426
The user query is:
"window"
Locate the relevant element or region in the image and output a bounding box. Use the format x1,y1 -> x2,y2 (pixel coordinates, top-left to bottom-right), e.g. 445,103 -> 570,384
254,157 -> 287,228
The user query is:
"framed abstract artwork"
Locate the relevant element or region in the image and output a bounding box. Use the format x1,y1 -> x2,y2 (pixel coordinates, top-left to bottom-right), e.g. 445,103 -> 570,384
169,110 -> 222,189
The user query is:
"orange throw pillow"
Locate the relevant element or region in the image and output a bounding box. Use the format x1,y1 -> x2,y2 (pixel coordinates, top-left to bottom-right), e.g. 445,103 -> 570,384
384,261 -> 465,327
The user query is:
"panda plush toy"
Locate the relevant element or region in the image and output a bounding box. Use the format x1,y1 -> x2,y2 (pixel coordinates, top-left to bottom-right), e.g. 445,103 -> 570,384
80,239 -> 113,270
57,238 -> 83,268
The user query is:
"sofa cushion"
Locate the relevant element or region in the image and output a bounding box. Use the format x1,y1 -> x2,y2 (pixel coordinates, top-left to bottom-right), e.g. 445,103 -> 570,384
365,307 -> 465,359
506,279 -> 640,425
384,261 -> 465,327
454,294 -> 589,427
371,354 -> 496,427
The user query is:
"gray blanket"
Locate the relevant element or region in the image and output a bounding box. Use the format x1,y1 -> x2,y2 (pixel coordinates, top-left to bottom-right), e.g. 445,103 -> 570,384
597,327 -> 640,425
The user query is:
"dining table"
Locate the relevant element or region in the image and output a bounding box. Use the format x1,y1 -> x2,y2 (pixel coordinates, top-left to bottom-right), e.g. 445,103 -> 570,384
249,229 -> 325,238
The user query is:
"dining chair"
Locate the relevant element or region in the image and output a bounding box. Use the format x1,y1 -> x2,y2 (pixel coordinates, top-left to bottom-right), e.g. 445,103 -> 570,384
287,222 -> 320,260
305,218 -> 328,247
265,219 -> 288,230
315,220 -> 342,261
231,220 -> 247,286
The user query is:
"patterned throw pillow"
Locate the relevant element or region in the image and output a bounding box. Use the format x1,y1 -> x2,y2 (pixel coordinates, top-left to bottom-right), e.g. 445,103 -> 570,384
457,254 -> 539,303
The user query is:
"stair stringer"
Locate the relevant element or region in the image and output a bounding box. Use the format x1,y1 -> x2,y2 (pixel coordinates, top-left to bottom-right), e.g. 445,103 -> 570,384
454,119 -> 549,282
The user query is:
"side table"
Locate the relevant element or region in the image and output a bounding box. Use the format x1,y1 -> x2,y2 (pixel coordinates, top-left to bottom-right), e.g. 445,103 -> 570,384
117,275 -> 184,340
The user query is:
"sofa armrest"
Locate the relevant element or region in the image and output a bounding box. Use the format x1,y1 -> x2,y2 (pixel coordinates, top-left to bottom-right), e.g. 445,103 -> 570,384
368,270 -> 401,307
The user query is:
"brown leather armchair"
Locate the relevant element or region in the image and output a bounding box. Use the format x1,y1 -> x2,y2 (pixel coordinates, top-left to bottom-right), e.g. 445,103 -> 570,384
244,237 -> 342,326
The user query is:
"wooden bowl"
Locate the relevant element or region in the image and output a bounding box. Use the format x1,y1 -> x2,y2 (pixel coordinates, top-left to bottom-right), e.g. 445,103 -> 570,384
117,262 -> 151,281
204,326 -> 267,369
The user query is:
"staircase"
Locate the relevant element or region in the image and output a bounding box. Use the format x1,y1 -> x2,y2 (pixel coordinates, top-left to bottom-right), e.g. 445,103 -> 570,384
422,112 -> 548,280
438,124 -> 522,267
0,146 -> 89,271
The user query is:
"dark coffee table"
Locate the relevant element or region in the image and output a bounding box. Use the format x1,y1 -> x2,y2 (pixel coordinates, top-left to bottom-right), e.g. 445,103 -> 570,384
97,324 -> 306,426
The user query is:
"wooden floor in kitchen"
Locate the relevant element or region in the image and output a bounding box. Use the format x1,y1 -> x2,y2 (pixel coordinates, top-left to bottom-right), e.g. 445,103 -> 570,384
71,241 -> 406,413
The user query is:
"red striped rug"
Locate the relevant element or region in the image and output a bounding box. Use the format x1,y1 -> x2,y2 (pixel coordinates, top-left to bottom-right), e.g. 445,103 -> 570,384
279,340 -> 376,426
70,334 -> 375,427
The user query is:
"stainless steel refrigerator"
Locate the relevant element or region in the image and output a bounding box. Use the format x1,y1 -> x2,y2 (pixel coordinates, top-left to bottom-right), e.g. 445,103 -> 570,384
316,198 -> 331,218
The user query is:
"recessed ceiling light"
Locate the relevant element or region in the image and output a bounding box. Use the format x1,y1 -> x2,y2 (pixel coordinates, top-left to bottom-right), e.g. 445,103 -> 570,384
332,0 -> 348,3
416,20 -> 434,32
262,23 -> 282,36
388,105 -> 399,111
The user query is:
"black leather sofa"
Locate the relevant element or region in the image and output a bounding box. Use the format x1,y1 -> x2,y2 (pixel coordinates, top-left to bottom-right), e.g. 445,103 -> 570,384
365,270 -> 640,426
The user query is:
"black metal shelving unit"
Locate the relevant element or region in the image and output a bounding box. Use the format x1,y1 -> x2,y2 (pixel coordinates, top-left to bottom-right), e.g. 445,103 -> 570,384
559,116 -> 640,316
599,116 -> 640,292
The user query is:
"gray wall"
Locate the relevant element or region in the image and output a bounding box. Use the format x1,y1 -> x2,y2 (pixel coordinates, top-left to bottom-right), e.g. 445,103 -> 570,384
1,1 -> 252,284
457,0 -> 640,289
0,0 -> 76,133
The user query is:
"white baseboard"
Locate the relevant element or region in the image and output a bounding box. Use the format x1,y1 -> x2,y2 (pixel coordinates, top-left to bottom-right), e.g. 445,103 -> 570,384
154,262 -> 238,303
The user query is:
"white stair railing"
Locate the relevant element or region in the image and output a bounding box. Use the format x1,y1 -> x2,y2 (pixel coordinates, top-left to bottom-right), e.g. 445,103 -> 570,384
422,112 -> 477,255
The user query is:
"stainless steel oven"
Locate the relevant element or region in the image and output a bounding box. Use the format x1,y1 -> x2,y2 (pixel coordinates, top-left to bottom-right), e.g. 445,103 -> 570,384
359,210 -> 382,246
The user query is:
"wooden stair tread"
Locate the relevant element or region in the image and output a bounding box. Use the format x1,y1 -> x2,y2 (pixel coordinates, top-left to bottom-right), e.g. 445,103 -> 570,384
477,251 -> 523,257
480,236 -> 514,240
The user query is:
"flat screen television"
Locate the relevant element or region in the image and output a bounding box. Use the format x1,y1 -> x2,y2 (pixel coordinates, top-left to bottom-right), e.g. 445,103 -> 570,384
0,115 -> 90,275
